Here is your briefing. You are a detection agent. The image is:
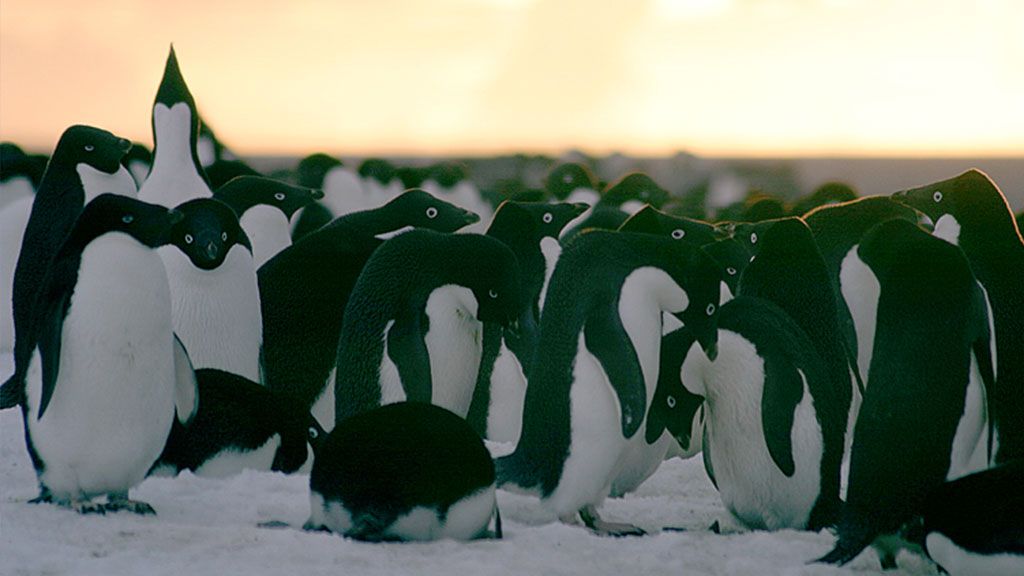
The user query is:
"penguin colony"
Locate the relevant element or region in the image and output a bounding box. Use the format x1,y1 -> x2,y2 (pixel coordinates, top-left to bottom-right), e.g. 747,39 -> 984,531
1,47 -> 1022,574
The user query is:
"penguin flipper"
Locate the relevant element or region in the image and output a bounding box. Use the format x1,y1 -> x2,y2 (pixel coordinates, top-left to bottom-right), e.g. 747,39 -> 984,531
36,288 -> 72,420
584,305 -> 646,439
466,323 -> 503,437
0,375 -> 24,409
172,334 -> 199,425
387,312 -> 432,404
760,351 -> 805,478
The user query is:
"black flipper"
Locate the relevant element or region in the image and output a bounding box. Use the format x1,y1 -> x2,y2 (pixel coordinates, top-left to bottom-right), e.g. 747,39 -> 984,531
760,349 -> 806,478
466,322 -> 503,437
815,514 -> 878,566
36,286 -> 73,420
583,303 -> 646,439
387,311 -> 433,404
0,375 -> 24,409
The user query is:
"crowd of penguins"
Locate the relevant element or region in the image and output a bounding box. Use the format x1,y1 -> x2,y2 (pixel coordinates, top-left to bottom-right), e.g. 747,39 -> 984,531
2,47 -> 1023,575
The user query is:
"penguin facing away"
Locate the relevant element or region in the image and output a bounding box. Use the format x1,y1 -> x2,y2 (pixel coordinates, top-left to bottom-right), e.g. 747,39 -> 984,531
213,175 -> 324,268
19,194 -> 197,513
161,198 -> 263,383
893,169 -> 1024,464
151,368 -> 324,478
333,230 -> 521,429
496,230 -> 721,536
790,181 -> 859,218
259,190 -> 480,425
2,125 -> 135,409
306,402 -> 500,542
819,219 -> 995,568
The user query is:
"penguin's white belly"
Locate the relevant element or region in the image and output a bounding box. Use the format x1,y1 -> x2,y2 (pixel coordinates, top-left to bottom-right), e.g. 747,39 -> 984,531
161,245 -> 263,382
311,367 -> 337,432
0,195 -> 33,352
839,246 -> 879,388
701,330 -> 824,530
139,103 -> 211,207
378,320 -> 407,407
240,205 -> 291,269
926,532 -> 1024,576
26,237 -> 175,499
947,353 -> 989,479
544,333 -> 628,517
194,434 -> 281,478
610,432 -> 673,497
538,237 -> 561,314
486,340 -> 527,444
423,286 -> 482,417
77,164 -> 137,201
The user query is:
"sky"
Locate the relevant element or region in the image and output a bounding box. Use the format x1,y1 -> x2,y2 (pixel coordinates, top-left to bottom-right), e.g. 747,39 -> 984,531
1,0 -> 1022,157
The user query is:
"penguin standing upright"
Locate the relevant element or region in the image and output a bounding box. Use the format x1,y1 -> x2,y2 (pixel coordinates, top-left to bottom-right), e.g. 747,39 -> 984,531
259,190 -> 479,426
14,194 -> 197,512
2,126 -> 135,408
358,158 -> 404,209
561,173 -> 669,243
546,162 -> 599,204
121,142 -> 153,188
421,162 -> 491,232
137,47 -> 213,208
1,144 -> 43,353
162,198 -> 263,383
333,230 -> 521,428
213,175 -> 324,268
819,219 -> 994,568
893,170 -> 1024,464
497,231 -> 721,536
291,153 -> 343,241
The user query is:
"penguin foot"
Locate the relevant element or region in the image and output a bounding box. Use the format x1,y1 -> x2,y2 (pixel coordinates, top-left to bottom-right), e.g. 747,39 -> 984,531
709,520 -> 721,534
28,491 -> 53,505
71,501 -> 107,515
257,520 -> 292,529
579,505 -> 646,538
302,520 -> 330,533
661,526 -> 688,533
104,494 -> 155,516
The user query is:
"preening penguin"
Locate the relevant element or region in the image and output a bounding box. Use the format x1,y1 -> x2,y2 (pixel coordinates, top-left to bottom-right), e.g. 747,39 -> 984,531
17,195 -> 197,513
306,402 -> 499,542
818,219 -> 994,568
496,231 -> 721,536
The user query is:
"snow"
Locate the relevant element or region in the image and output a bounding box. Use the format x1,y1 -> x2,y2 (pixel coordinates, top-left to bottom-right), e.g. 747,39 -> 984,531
0,352 -> 936,575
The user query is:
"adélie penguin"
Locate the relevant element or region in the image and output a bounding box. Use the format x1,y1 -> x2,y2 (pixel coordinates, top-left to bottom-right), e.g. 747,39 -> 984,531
291,153 -> 343,241
306,402 -> 500,542
496,230 -> 721,536
333,229 -> 521,428
893,169 -> 1024,464
259,190 -> 479,426
561,173 -> 670,243
16,194 -> 197,513
2,126 -> 135,408
818,219 -> 995,568
213,175 -> 324,268
161,198 -> 263,383
1,144 -> 43,353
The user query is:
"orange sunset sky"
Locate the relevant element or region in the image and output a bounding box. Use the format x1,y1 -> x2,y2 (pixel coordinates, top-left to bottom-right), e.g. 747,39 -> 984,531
1,0 -> 1022,157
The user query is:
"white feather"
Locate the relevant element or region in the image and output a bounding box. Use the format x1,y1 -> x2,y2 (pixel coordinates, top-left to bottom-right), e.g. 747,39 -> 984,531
926,532 -> 1024,576
239,205 -> 291,269
76,164 -> 137,202
422,285 -> 482,417
193,434 -> 281,478
538,236 -> 562,313
138,102 -> 212,207
486,340 -> 528,444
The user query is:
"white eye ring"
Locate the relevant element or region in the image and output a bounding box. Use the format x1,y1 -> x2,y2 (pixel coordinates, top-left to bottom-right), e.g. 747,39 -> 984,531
562,174 -> 573,184
488,289 -> 498,299
543,213 -> 553,223
750,232 -> 758,244
121,215 -> 134,224
671,229 -> 685,240
726,267 -> 737,276
84,144 -> 94,152
274,192 -> 286,201
185,234 -> 194,244
426,207 -> 438,219
308,427 -> 319,439
221,232 -> 228,241
706,303 -> 716,316
666,395 -> 676,408
933,191 -> 943,202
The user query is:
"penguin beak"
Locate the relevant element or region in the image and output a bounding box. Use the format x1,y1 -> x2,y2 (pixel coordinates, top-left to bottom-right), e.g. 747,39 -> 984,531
117,138 -> 132,153
310,188 -> 325,200
571,203 -> 589,216
167,209 -> 185,225
463,210 -> 481,225
713,224 -> 734,240
703,341 -> 718,362
205,241 -> 220,261
505,317 -> 521,338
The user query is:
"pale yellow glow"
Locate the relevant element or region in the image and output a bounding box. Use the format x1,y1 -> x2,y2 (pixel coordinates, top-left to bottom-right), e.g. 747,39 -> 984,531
1,0 -> 1022,157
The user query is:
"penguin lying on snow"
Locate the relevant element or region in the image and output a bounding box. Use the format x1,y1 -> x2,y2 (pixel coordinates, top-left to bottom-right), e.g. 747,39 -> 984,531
497,231 -> 721,536
2,125 -> 135,409
818,219 -> 994,568
151,368 -> 324,478
306,402 -> 499,542
16,195 -> 197,513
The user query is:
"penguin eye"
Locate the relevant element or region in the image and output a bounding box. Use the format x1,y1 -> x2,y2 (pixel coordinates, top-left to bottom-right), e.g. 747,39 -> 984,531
543,212 -> 553,224
84,144 -> 94,152
666,395 -> 676,409
221,232 -> 228,241
750,232 -> 758,244
933,191 -> 943,203
308,426 -> 319,439
488,289 -> 498,299
706,303 -> 716,316
426,207 -> 438,219
274,192 -> 286,201
726,267 -> 737,276
121,214 -> 134,224
562,173 -> 573,184
671,229 -> 685,240
185,234 -> 194,244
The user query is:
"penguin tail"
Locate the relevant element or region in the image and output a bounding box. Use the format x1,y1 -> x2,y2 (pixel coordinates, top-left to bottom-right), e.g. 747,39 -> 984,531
0,373 -> 25,410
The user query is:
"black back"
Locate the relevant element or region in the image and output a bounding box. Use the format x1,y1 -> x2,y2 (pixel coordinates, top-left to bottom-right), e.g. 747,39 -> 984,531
214,175 -> 323,221
599,173 -> 669,209
151,46 -> 209,187
205,159 -> 261,190
790,181 -> 858,217
259,190 -> 479,411
166,198 -> 251,270
560,206 -> 631,244
546,162 -> 597,201
358,158 -> 398,186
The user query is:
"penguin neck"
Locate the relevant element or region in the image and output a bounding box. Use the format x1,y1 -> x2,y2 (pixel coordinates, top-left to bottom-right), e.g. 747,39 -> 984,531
149,102 -> 209,190
76,164 -> 137,202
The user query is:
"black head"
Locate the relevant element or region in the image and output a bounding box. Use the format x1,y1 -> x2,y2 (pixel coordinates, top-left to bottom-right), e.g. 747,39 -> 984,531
204,159 -> 261,190
154,45 -> 197,110
427,162 -> 468,189
791,181 -> 859,217
460,235 -> 523,328
892,169 -> 1018,238
271,393 -> 327,473
384,188 -> 479,231
667,242 -> 723,361
168,198 -> 251,270
701,237 -> 750,296
296,153 -> 343,188
546,162 -> 598,200
857,218 -> 944,283
358,158 -> 398,186
214,175 -> 324,220
516,201 -> 588,239
743,194 -> 787,222
618,205 -> 718,246
68,194 -> 183,250
397,165 -> 429,190
648,378 -> 705,449
1,142 -> 46,187
601,173 -> 670,209
727,218 -> 785,257
51,125 -> 132,175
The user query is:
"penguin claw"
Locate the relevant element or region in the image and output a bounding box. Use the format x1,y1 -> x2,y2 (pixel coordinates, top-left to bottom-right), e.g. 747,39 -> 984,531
578,506 -> 646,537
73,501 -> 107,515
104,499 -> 156,516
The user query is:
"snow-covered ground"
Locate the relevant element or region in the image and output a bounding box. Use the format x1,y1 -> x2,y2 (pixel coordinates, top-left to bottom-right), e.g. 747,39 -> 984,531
0,352 -> 935,576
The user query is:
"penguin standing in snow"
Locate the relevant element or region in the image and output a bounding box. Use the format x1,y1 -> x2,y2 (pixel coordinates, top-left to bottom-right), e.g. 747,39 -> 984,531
466,200 -> 587,443
818,219 -> 994,568
1,144 -> 43,352
213,175 -> 324,268
333,229 -> 522,427
306,402 -> 500,542
497,231 -> 721,536
162,198 -> 263,383
893,169 -> 1024,464
259,190 -> 479,427
151,368 -> 323,478
15,194 -> 197,512
2,126 -> 135,408
137,46 -> 213,208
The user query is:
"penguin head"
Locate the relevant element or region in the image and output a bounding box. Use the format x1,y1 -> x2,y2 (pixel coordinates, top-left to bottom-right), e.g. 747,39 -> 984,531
397,165 -> 429,190
270,393 -> 326,474
168,198 -> 251,270
426,162 -> 468,190
358,158 -> 399,187
386,189 -> 480,232
214,175 -> 324,220
791,181 -> 858,217
893,169 -> 1014,237
151,46 -> 206,178
71,194 -> 183,249
121,141 -> 153,186
545,162 -> 598,201
664,242 -> 722,361
701,237 -> 750,297
529,201 -> 589,239
618,205 -> 718,246
727,218 -> 783,258
1,142 -> 47,188
600,173 -> 670,210
647,379 -> 705,449
459,236 -> 522,328
53,125 -> 132,175
296,153 -> 343,188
